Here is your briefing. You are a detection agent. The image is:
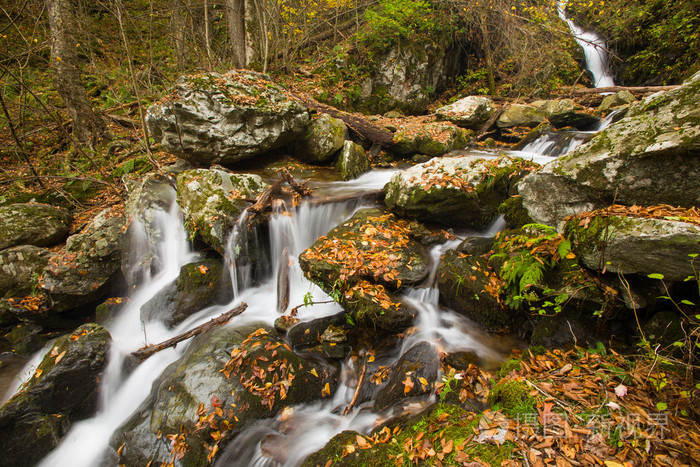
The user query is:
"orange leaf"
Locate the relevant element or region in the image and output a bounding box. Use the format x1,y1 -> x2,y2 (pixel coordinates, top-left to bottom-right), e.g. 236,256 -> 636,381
322,382 -> 331,397
54,350 -> 67,364
198,264 -> 209,274
403,376 -> 414,394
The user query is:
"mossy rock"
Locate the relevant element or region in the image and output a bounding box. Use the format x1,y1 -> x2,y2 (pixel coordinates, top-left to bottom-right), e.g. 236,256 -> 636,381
383,155 -> 537,229
176,169 -> 267,253
0,203 -> 72,251
0,245 -> 51,298
295,114 -> 348,163
335,141 -> 370,180
391,122 -> 471,157
497,196 -> 534,229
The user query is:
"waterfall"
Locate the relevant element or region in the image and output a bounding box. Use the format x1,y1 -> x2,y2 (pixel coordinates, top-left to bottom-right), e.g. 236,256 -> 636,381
558,0 -> 615,88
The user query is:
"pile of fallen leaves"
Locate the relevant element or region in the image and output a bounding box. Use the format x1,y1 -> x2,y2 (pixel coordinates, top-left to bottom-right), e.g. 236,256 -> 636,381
570,204 -> 700,228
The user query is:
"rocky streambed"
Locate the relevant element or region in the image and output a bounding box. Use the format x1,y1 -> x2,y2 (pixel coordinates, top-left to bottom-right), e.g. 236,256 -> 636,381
0,69 -> 698,466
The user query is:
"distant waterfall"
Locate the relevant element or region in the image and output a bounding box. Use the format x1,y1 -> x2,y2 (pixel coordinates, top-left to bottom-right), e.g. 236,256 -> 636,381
558,1 -> 615,88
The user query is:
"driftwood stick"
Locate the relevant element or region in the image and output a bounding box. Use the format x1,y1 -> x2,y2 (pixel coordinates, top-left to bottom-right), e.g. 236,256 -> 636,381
277,247 -> 290,314
247,178 -> 285,215
570,85 -> 678,95
278,167 -> 313,197
343,353 -> 368,416
131,303 -> 248,360
306,189 -> 383,206
476,105 -> 505,140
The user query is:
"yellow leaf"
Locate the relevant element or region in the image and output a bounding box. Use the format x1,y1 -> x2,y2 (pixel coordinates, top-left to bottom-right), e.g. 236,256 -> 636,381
55,350 -> 67,364
322,383 -> 331,397
199,265 -> 209,274
34,369 -> 43,379
403,376 -> 414,394
356,435 -> 371,449
309,368 -> 319,377
604,462 -> 625,467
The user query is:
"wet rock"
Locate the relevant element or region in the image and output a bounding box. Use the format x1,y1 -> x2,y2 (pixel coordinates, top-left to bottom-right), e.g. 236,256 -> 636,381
112,324 -> 337,467
563,215 -> 700,282
0,203 -> 72,251
383,155 -> 537,229
444,350 -> 480,370
534,99 -> 600,129
147,70 -> 309,166
437,248 -> 515,332
294,114 -> 347,163
0,245 -> 51,298
176,169 -> 267,253
518,70 -> 700,226
335,140 -> 370,180
392,121 -> 471,157
497,104 -> 546,128
435,96 -> 495,130
40,207 -> 125,313
497,195 -> 534,229
374,341 -> 439,411
530,308 -> 598,349
141,258 -> 233,328
0,323 -> 111,466
121,173 -> 178,288
94,297 -> 127,325
5,322 -> 48,356
287,312 -> 349,348
299,208 -> 428,333
643,311 -> 685,348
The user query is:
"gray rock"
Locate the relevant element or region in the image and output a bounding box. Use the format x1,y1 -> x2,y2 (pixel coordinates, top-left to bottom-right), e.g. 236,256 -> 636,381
112,324 -> 337,467
518,70 -> 700,226
140,258 -> 233,328
0,245 -> 51,298
534,99 -> 600,129
335,141 -> 370,180
176,169 -> 267,253
392,122 -> 470,157
564,215 -> 700,282
147,71 -> 309,165
0,323 -> 111,466
435,96 -> 495,130
40,207 -> 125,312
383,155 -> 538,229
598,90 -> 636,112
295,114 -> 347,163
497,104 -> 546,128
0,203 -> 72,251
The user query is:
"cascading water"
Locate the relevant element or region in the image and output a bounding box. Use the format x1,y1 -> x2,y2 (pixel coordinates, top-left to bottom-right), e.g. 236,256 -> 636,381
558,0 -> 615,88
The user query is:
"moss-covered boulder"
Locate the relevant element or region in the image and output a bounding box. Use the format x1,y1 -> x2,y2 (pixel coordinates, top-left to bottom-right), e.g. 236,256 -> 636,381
383,155 -> 538,229
518,70 -> 700,226
140,258 -> 233,328
176,169 -> 267,253
40,207 -> 125,313
598,90 -> 636,112
0,245 -> 51,298
563,214 -> 700,282
146,70 -> 309,165
496,104 -> 547,128
112,324 -> 337,467
435,96 -> 495,130
392,122 -> 471,157
0,203 -> 72,251
299,208 -> 428,332
534,99 -> 600,129
0,323 -> 111,466
335,141 -> 370,180
295,114 -> 348,163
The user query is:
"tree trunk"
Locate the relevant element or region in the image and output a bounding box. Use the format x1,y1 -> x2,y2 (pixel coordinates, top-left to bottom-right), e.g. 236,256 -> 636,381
46,0 -> 105,144
225,0 -> 246,68
171,0 -> 187,70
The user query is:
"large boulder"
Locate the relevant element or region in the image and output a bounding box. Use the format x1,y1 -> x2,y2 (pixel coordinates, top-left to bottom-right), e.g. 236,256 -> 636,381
564,213 -> 700,282
383,155 -> 538,229
0,323 -> 111,466
299,208 -> 428,332
176,169 -> 267,253
435,96 -> 495,130
354,45 -> 462,115
497,104 -> 546,128
294,114 -> 347,163
40,207 -> 125,312
0,245 -> 51,298
392,121 -> 470,157
112,324 -> 337,467
147,71 -> 309,165
518,71 -> 700,226
534,99 -> 600,129
140,258 -> 233,328
0,203 -> 72,251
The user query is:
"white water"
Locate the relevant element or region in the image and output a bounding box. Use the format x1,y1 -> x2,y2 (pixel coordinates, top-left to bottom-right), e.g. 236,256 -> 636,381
558,0 -> 615,88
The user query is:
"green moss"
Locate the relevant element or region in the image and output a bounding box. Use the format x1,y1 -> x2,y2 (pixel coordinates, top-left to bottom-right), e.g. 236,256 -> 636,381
497,196 -> 534,229
489,380 -> 538,419
497,358 -> 522,378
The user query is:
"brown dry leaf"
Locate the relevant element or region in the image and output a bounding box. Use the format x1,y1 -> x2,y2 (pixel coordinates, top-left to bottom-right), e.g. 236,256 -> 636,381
54,350 -> 67,364
403,376 -> 415,394
356,435 -> 371,449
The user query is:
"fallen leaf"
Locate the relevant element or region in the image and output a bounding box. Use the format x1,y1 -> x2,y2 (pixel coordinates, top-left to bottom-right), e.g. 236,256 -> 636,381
614,383 -> 628,398
54,350 -> 67,364
198,264 -> 209,274
403,376 -> 415,394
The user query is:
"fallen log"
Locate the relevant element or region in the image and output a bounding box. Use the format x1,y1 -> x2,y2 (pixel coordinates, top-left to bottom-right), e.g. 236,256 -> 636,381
305,189 -> 383,206
570,85 -> 679,95
247,168 -> 313,218
476,105 -> 505,140
297,95 -> 394,147
131,303 -> 248,360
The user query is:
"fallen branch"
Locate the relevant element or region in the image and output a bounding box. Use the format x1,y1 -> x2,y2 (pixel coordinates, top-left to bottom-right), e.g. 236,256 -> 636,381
305,189 -> 383,206
343,353 -> 368,415
277,247 -> 290,314
131,303 -> 248,360
476,105 -> 505,140
570,85 -> 679,95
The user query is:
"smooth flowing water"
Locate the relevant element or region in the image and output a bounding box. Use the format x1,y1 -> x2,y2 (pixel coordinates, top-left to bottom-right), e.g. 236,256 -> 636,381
558,0 -> 615,88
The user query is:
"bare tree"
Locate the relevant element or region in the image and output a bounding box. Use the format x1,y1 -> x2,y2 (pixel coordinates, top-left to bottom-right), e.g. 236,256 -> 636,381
46,0 -> 106,144
225,0 -> 247,68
